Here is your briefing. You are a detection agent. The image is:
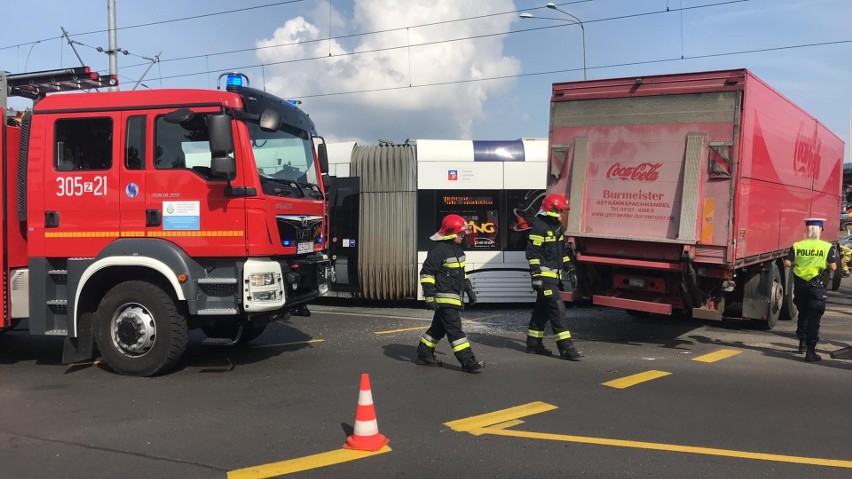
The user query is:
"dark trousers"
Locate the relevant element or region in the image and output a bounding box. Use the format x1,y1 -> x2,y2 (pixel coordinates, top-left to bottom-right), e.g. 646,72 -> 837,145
528,282 -> 573,351
417,307 -> 476,364
793,280 -> 826,348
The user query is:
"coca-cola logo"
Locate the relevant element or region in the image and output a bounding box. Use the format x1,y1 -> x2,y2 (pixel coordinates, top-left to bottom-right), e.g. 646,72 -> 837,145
606,162 -> 662,182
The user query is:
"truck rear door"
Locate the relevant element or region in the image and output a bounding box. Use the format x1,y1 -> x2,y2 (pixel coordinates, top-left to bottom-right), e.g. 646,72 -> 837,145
551,89 -> 739,256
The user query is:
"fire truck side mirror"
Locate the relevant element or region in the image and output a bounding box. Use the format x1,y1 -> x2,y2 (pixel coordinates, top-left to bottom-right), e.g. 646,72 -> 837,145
317,142 -> 329,174
208,114 -> 236,180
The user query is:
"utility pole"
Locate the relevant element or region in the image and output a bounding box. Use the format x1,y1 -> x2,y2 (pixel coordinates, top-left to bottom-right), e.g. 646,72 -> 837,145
107,0 -> 119,91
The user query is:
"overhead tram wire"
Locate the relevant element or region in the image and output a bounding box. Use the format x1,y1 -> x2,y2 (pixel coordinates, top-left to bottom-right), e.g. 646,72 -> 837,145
115,0 -> 753,76
0,0 -> 306,51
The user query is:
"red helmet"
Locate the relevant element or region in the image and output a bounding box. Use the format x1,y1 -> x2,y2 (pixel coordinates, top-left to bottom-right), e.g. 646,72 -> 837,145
430,214 -> 471,240
541,194 -> 569,214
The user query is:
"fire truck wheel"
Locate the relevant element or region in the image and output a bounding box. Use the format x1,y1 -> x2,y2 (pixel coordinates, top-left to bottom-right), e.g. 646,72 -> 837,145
95,280 -> 188,376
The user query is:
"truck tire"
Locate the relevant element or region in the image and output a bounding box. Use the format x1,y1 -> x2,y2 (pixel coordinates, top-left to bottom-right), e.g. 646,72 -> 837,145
756,263 -> 783,330
95,280 -> 188,376
779,264 -> 797,322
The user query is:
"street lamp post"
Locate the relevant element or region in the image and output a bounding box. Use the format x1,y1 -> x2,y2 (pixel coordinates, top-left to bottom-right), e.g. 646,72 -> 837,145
520,3 -> 587,80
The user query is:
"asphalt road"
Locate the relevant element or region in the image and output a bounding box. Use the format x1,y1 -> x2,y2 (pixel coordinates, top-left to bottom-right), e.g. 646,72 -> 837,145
1,283 -> 850,479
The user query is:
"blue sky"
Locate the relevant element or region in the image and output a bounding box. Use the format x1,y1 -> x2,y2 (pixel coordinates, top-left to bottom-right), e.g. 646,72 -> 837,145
2,0 -> 850,161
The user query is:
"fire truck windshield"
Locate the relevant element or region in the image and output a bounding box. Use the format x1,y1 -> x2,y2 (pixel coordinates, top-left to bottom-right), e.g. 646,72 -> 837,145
248,122 -> 319,188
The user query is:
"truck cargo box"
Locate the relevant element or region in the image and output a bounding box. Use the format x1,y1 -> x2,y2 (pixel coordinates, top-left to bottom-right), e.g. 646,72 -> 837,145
547,69 -> 844,327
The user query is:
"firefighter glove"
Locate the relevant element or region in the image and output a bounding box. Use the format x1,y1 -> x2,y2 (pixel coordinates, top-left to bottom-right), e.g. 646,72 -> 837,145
465,280 -> 477,306
424,297 -> 437,310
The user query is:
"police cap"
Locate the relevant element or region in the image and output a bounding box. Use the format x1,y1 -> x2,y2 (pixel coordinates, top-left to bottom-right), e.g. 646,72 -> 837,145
804,217 -> 826,227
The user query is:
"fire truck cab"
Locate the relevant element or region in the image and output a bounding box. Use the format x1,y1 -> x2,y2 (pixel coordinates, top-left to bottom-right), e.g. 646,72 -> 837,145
1,67 -> 333,375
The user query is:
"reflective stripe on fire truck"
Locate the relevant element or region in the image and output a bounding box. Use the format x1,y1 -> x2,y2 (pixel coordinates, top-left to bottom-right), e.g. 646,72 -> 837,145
44,230 -> 243,238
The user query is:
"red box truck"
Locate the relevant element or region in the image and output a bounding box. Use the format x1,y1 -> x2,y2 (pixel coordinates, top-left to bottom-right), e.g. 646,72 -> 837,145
547,69 -> 844,329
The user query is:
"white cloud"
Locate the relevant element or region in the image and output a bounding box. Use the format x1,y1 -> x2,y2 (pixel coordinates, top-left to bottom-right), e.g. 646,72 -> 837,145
255,0 -> 521,143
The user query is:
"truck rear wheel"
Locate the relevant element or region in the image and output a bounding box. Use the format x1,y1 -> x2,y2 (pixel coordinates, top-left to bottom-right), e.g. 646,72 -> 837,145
779,264 -> 797,321
95,280 -> 188,376
757,263 -> 783,330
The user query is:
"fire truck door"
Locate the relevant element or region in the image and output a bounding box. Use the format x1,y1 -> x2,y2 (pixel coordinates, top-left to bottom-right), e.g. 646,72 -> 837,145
42,115 -> 122,257
146,110 -> 246,256
119,114 -> 148,236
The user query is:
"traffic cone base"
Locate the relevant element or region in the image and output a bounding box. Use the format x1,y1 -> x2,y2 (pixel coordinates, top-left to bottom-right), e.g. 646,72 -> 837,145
343,373 -> 390,451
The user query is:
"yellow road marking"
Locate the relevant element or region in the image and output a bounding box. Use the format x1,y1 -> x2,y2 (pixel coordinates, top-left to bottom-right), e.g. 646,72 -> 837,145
227,446 -> 391,479
693,349 -> 742,363
474,428 -> 852,469
602,370 -> 671,389
487,419 -> 525,430
374,326 -> 424,335
444,401 -> 557,435
446,403 -> 852,469
250,339 -> 325,349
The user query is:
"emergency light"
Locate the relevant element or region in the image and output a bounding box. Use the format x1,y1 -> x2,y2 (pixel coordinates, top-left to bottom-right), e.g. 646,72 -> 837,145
217,72 -> 250,91
226,74 -> 244,88
287,99 -> 302,108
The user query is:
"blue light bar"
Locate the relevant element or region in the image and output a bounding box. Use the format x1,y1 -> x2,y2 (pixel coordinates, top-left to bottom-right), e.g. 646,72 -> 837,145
316,236 -> 323,244
286,99 -> 302,107
283,240 -> 292,247
226,74 -> 244,88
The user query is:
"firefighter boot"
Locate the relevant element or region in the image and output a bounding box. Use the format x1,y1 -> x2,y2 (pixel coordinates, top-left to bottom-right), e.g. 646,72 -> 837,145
798,339 -> 806,354
461,359 -> 486,373
525,337 -> 553,356
414,343 -> 442,367
558,340 -> 584,361
804,346 -> 821,362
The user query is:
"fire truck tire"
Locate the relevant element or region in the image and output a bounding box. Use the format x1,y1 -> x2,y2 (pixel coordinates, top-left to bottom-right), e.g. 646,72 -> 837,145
95,280 -> 188,376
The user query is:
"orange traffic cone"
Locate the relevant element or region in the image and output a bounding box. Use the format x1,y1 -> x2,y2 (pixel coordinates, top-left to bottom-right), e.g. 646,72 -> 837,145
343,373 -> 389,451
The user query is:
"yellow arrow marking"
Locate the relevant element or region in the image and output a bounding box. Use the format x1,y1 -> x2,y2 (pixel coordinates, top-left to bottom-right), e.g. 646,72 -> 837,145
227,446 -> 391,479
445,403 -> 852,469
602,370 -> 671,389
693,349 -> 742,363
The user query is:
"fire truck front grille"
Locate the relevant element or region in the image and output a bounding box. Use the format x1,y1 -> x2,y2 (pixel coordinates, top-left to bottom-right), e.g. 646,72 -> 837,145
276,215 -> 323,248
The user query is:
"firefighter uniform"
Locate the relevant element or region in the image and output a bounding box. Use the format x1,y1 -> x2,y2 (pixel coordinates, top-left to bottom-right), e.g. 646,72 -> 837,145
786,219 -> 838,362
525,195 -> 583,361
415,215 -> 484,373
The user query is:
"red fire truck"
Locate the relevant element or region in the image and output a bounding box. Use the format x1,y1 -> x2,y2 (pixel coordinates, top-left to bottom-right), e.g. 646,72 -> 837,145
1,67 -> 333,375
547,69 -> 844,329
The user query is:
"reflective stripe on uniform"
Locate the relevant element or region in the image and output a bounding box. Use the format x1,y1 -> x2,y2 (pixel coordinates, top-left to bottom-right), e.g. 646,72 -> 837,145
527,329 -> 545,338
545,211 -> 560,218
543,289 -> 553,296
528,259 -> 541,265
435,298 -> 463,306
554,330 -> 572,341
563,256 -> 571,263
420,274 -> 436,284
420,334 -> 437,348
451,337 -> 471,352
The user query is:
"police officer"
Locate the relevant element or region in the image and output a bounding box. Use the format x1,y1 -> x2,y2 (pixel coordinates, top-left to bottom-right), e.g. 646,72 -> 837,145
414,214 -> 485,373
783,217 -> 838,362
525,194 -> 583,361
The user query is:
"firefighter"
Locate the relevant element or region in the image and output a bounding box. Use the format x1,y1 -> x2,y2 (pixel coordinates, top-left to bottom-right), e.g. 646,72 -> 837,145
525,193 -> 583,361
414,214 -> 485,373
783,218 -> 838,362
